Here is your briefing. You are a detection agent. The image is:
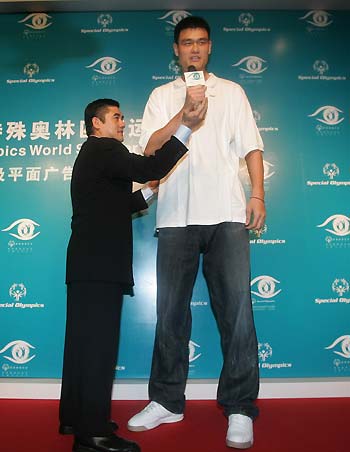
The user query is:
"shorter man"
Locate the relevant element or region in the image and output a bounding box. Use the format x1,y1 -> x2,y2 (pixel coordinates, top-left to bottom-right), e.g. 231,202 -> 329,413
59,96 -> 207,452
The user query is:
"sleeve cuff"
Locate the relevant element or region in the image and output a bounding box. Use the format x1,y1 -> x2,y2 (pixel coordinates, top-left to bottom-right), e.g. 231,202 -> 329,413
173,124 -> 192,145
141,186 -> 154,201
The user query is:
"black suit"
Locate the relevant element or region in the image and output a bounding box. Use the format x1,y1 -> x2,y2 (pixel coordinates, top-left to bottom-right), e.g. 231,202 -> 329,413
60,135 -> 187,436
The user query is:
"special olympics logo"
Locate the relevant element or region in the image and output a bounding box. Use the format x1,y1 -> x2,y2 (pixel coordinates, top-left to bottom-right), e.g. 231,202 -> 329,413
18,13 -> 52,30
253,110 -> 261,122
239,13 -> 254,27
332,279 -> 349,296
158,10 -> 191,27
251,276 -> 282,299
97,14 -> 113,28
323,163 -> 339,179
188,340 -> 202,363
308,106 -> 344,126
258,342 -> 272,362
313,60 -> 329,75
168,59 -> 181,74
9,283 -> 27,301
299,10 -> 333,28
86,57 -> 122,75
325,335 -> 350,359
24,63 -> 39,78
250,224 -> 267,238
232,56 -> 268,75
0,340 -> 36,364
2,218 -> 40,240
317,214 -> 350,237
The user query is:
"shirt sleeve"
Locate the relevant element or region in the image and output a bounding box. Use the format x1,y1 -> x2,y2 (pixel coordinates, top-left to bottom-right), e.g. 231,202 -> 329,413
173,124 -> 191,145
234,87 -> 264,158
141,186 -> 154,201
139,88 -> 168,152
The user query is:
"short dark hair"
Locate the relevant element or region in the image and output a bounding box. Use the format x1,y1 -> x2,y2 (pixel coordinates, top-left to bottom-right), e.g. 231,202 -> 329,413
174,16 -> 211,43
84,98 -> 120,136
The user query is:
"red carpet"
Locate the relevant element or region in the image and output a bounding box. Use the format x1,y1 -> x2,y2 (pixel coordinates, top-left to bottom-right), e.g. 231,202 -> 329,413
0,398 -> 348,452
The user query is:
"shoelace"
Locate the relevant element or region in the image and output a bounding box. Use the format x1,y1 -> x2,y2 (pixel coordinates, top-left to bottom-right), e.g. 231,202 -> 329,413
143,402 -> 160,413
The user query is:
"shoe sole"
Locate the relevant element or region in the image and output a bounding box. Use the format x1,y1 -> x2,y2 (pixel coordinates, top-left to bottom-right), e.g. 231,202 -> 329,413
73,444 -> 98,452
127,414 -> 184,432
59,426 -> 74,435
226,439 -> 253,449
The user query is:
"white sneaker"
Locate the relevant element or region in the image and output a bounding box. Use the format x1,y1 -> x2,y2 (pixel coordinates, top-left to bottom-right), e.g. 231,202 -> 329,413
226,414 -> 253,449
127,401 -> 184,431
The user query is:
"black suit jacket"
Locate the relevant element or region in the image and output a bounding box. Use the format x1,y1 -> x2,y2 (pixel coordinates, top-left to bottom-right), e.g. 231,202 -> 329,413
66,135 -> 187,291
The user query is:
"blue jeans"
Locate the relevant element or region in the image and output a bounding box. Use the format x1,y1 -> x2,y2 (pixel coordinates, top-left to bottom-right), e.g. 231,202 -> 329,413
149,222 -> 259,419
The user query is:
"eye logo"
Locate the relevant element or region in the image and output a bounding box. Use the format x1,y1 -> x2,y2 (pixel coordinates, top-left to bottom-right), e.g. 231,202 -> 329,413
9,283 -> 27,301
232,56 -> 268,75
240,160 -> 275,185
251,276 -> 281,299
86,57 -> 121,75
18,13 -> 52,30
2,218 -> 40,240
258,342 -> 272,362
188,72 -> 200,81
188,340 -> 202,363
97,14 -> 113,28
24,63 -> 39,78
332,279 -> 349,296
158,10 -> 191,27
323,163 -> 339,179
239,13 -> 254,27
299,10 -> 333,28
263,160 -> 275,180
168,59 -> 181,74
0,340 -> 36,364
325,335 -> 350,359
308,106 -> 344,126
317,215 -> 350,237
313,60 -> 329,75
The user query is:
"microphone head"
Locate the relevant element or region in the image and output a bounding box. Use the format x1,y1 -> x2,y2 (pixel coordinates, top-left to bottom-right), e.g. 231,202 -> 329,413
187,65 -> 196,72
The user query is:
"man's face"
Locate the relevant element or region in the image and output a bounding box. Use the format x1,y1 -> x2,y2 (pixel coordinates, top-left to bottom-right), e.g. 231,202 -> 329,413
173,27 -> 212,73
93,106 -> 125,141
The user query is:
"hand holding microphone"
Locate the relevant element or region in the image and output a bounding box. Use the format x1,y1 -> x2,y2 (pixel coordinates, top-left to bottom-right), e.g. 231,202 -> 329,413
181,65 -> 208,130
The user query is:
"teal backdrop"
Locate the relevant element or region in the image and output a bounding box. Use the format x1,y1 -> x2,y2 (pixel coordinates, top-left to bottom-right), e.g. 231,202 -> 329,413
0,10 -> 349,380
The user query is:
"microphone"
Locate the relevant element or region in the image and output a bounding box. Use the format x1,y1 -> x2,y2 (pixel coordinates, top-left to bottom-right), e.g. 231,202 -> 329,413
184,65 -> 205,86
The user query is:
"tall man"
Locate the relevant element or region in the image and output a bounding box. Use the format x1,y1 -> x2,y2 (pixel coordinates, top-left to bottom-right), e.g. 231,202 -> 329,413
59,97 -> 207,452
128,17 -> 265,449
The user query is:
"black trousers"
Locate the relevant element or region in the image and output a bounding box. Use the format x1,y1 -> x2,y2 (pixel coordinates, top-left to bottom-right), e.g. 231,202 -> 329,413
59,282 -> 123,436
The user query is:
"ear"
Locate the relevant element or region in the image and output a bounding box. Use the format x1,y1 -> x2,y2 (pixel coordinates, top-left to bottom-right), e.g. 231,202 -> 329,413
92,116 -> 101,130
173,42 -> 179,57
208,40 -> 212,55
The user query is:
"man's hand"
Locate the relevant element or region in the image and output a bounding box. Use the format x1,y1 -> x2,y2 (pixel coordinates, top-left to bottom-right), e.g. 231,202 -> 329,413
184,85 -> 207,111
182,86 -> 208,130
148,180 -> 160,193
245,197 -> 266,230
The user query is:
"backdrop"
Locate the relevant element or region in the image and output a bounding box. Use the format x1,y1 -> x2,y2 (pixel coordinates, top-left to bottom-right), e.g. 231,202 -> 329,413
0,9 -> 349,380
